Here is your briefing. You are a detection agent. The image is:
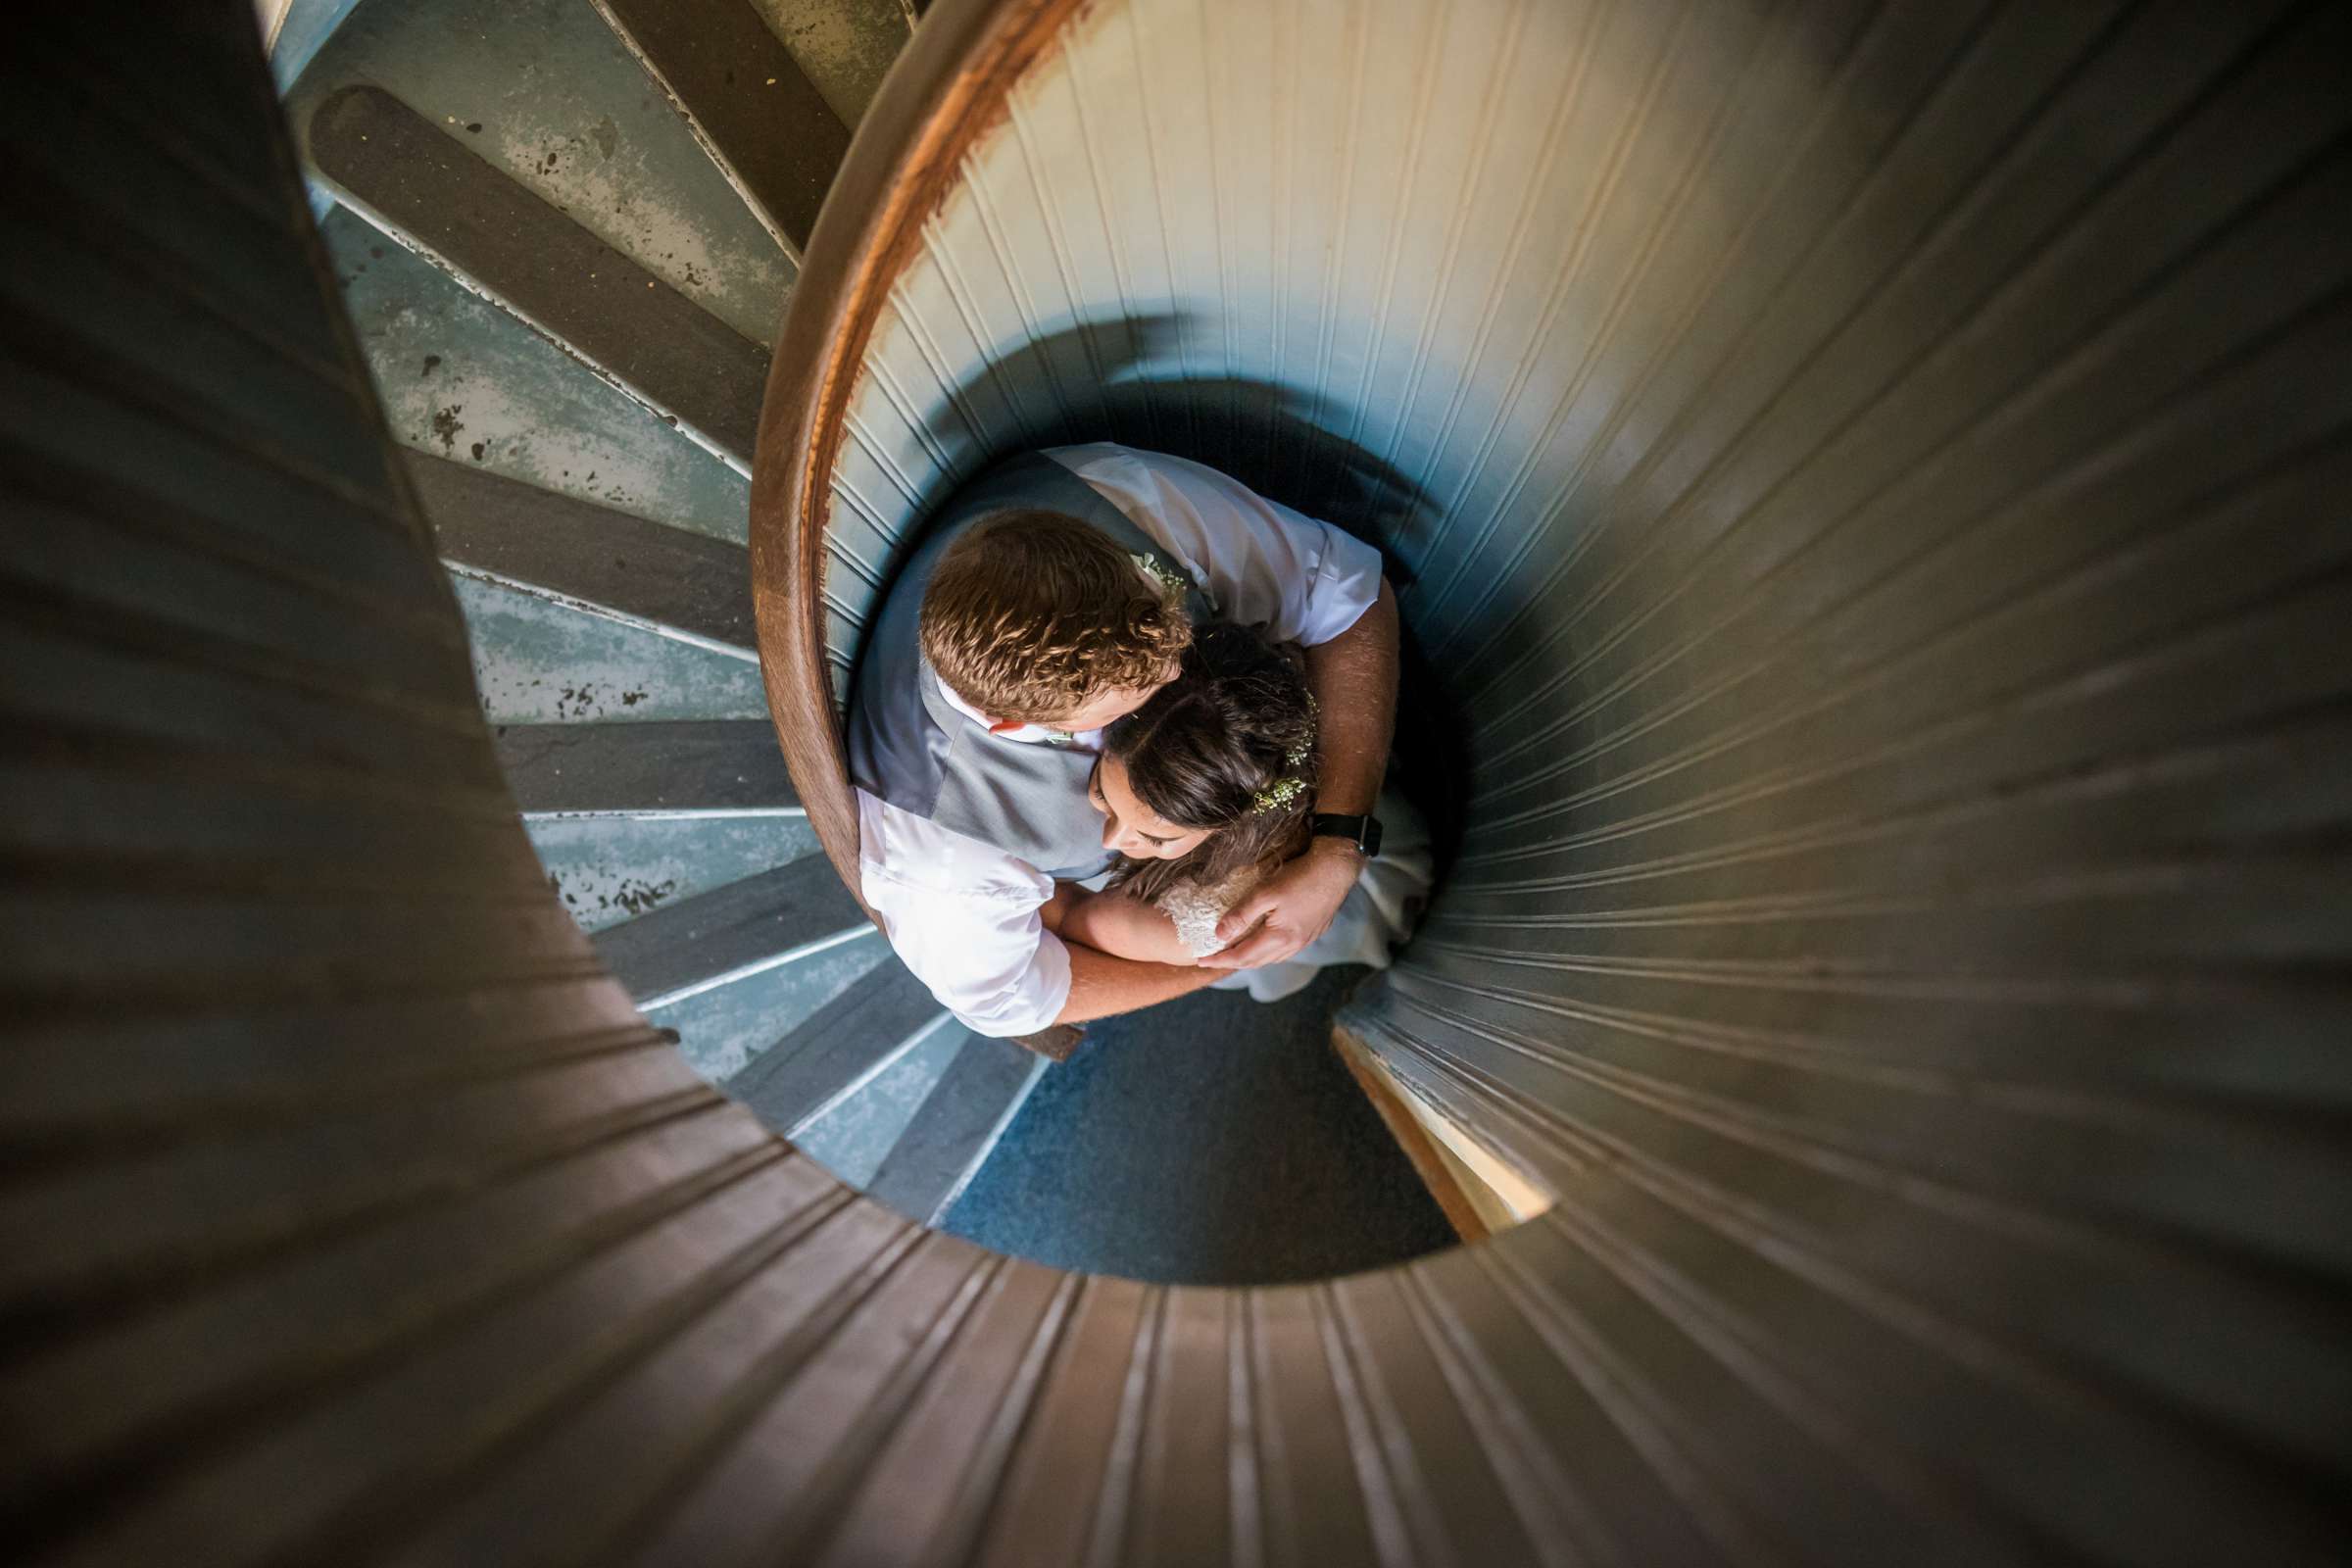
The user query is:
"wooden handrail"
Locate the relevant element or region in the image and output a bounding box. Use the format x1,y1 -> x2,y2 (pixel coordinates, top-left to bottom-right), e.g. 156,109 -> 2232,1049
750,0 -> 1090,1058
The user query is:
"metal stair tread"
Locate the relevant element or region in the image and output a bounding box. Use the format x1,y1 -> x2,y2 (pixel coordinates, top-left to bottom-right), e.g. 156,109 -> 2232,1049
451,573 -> 768,728
723,959 -> 949,1138
589,0 -> 852,260
496,718 -> 797,814
865,1028 -> 1048,1227
282,0 -> 792,343
304,83 -> 767,468
589,854 -> 864,1005
407,450 -> 756,652
320,205 -> 751,543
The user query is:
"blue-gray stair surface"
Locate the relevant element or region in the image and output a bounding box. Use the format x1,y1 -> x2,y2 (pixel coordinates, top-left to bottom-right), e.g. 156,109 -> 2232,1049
942,968 -> 1459,1285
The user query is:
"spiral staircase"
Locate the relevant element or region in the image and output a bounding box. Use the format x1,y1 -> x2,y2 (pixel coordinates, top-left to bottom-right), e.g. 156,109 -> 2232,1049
254,0 -> 1456,1273
5,1 -> 2350,1564
283,0 -> 1072,1227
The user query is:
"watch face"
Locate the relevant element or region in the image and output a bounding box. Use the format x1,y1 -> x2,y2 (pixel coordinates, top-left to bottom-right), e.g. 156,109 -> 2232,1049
1360,818 -> 1383,858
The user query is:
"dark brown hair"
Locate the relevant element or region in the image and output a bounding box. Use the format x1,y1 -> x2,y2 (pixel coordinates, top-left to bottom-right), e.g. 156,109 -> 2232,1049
1102,621 -> 1318,902
919,510 -> 1193,723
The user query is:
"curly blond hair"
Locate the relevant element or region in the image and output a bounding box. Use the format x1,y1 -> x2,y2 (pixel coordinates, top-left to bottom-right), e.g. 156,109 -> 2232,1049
919,510 -> 1194,723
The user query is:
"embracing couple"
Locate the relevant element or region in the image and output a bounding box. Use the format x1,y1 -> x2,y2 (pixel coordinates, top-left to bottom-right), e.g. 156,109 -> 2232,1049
847,443 -> 1432,1041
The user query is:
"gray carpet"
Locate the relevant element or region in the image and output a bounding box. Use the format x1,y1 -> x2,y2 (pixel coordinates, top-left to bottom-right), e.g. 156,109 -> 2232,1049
941,967 -> 1458,1285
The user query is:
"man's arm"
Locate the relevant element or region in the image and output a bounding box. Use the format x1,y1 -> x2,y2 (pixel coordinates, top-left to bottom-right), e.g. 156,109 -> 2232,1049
1298,575 -> 1398,816
1202,577 -> 1398,967
1055,939 -> 1221,1023
1057,889 -> 1199,967
861,795 -> 1120,1038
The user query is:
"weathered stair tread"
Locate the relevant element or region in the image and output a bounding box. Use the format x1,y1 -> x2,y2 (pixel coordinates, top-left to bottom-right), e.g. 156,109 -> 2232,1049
866,1028 -> 1048,1225
305,83 -> 766,466
589,0 -> 851,258
407,452 -> 755,649
495,719 -> 798,813
590,854 -> 863,1004
725,960 -> 946,1137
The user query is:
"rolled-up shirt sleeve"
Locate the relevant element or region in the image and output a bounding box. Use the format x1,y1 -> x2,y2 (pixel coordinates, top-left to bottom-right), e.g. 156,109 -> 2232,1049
856,789 -> 1073,1037
1047,444 -> 1385,647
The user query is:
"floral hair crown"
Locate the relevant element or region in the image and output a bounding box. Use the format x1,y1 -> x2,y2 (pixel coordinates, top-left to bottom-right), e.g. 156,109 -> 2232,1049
1253,696 -> 1317,812
1251,776 -> 1307,813
1286,692 -> 1319,769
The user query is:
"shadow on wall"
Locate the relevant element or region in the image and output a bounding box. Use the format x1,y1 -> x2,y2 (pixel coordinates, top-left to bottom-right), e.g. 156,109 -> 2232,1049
904,313 -> 1472,871
911,316 -> 1430,567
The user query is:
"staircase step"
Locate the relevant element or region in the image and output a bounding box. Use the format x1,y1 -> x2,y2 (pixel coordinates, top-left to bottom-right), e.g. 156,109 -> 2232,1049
644,926 -> 887,1082
498,719 -> 796,814
725,960 -> 946,1138
305,84 -> 767,468
589,0 -> 851,259
787,1006 -> 976,1188
743,0 -> 914,129
284,0 -> 790,343
321,206 -> 750,542
408,451 -> 754,651
866,1030 -> 1049,1225
943,970 -> 1457,1284
590,855 -> 865,1007
527,809 -> 818,935
452,575 -> 765,727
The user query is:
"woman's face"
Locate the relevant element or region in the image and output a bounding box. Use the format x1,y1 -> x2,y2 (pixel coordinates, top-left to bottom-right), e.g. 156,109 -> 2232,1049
1091,755 -> 1215,860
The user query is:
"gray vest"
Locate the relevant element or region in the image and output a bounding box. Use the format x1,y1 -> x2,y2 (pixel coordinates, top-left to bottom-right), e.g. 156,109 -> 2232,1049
846,454 -> 1212,879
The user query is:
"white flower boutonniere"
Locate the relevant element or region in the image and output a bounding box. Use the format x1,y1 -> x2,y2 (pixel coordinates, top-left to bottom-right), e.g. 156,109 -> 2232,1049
1129,551 -> 1191,603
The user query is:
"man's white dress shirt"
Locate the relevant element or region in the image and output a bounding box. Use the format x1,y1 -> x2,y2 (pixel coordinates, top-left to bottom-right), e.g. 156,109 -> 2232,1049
855,443 -> 1386,1037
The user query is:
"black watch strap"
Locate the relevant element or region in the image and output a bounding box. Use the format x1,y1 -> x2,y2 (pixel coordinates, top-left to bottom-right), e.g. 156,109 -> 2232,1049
1310,812 -> 1383,858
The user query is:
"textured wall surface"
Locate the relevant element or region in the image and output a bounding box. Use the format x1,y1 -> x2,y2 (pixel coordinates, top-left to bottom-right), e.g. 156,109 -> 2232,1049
7,1 -> 2349,1564
797,0 -> 2352,1559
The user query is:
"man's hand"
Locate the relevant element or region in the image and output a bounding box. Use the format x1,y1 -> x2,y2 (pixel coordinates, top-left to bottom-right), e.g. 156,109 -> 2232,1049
1200,575 -> 1395,972
1199,838 -> 1360,969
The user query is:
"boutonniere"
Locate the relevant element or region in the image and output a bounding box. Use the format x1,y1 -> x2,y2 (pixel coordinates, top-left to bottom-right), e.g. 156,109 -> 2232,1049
1129,551 -> 1191,602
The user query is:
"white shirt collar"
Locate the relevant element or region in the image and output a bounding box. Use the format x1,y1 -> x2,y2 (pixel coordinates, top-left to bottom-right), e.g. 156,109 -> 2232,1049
929,669 -> 1102,751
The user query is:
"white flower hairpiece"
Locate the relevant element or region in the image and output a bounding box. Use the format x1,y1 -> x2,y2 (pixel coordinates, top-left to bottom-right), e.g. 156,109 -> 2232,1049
1252,776 -> 1307,813
1286,693 -> 1318,768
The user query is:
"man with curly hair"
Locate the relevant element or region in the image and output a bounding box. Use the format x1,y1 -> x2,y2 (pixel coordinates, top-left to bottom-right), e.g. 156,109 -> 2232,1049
847,443 -> 1399,1041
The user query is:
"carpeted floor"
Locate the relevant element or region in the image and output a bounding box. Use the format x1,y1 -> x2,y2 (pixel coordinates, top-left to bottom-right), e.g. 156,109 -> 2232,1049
941,967 -> 1459,1285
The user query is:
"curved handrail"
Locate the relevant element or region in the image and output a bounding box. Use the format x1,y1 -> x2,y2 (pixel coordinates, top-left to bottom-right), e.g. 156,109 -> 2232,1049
751,0 -> 1084,896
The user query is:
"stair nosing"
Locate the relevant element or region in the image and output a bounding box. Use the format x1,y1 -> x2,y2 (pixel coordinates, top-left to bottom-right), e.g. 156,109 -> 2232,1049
781,1007 -> 958,1139
917,1056 -> 1049,1229
590,856 -> 869,1005
634,924 -> 874,1014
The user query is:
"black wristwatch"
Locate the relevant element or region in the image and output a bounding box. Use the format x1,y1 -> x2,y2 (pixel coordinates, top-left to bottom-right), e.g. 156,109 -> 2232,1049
1310,812 -> 1383,858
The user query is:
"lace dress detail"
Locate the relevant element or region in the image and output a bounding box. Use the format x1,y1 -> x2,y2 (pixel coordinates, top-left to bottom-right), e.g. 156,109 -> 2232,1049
1155,873 -> 1251,958
1137,778 -> 1436,1002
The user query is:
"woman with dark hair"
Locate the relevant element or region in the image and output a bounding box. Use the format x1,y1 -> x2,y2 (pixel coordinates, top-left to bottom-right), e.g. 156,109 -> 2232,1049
1051,622 -> 1431,999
